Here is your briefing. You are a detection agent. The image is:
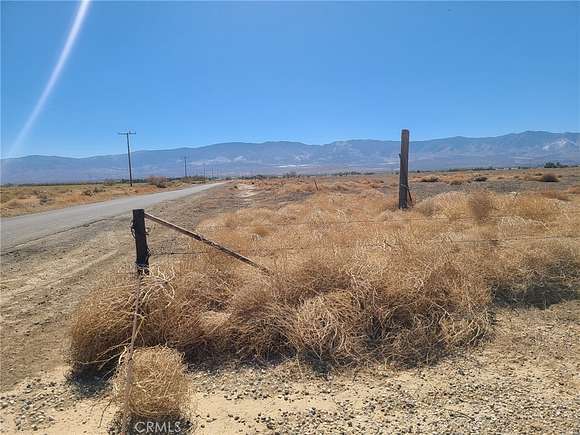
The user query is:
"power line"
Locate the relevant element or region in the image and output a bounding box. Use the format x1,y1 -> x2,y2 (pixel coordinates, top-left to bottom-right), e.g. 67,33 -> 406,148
149,234 -> 580,257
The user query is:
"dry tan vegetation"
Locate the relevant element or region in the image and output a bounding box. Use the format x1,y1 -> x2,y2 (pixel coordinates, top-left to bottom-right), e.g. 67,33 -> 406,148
241,177 -> 386,196
112,346 -> 191,419
408,167 -> 578,187
539,189 -> 571,201
0,180 -> 195,217
69,182 -> 580,398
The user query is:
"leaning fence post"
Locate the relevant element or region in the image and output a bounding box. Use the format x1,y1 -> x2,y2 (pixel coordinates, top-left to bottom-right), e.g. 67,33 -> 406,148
132,209 -> 149,274
398,129 -> 410,209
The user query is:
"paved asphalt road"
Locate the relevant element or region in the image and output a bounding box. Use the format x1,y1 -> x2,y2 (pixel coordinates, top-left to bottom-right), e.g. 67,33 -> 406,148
0,183 -> 222,251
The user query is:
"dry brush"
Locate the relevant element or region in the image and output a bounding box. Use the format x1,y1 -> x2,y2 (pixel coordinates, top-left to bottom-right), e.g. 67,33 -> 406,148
69,186 -> 580,417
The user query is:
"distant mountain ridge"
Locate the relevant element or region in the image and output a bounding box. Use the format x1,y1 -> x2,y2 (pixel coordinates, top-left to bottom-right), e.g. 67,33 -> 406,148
1,131 -> 578,184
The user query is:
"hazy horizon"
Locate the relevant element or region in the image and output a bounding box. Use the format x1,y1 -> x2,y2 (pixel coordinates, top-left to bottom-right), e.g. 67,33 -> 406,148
2,129 -> 578,161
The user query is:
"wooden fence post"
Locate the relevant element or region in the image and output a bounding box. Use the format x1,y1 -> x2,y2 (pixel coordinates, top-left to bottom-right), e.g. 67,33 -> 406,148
398,129 -> 410,209
132,209 -> 149,273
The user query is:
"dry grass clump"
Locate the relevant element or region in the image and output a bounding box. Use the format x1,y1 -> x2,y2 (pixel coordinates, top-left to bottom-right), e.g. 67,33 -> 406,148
414,190 -> 569,225
481,240 -> 580,306
539,190 -> 570,201
222,286 -> 294,359
247,177 -> 392,197
507,194 -> 561,222
71,187 -> 580,373
147,175 -> 169,188
359,239 -> 492,364
69,267 -> 212,372
112,346 -> 191,419
467,190 -> 495,223
420,175 -> 439,182
414,191 -> 469,220
524,172 -> 560,182
288,291 -> 367,365
539,173 -> 559,182
69,273 -> 137,372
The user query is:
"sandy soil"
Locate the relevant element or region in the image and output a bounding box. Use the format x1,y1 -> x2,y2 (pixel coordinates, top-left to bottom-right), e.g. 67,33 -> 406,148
1,170 -> 579,434
1,302 -> 578,434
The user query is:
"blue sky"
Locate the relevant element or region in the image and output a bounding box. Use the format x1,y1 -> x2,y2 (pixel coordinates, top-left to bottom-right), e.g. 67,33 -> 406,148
1,1 -> 579,158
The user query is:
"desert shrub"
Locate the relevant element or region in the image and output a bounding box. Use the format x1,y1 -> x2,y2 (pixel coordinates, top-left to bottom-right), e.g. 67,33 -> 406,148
69,268 -> 205,373
360,241 -> 492,364
481,240 -> 580,306
82,186 -> 105,196
69,274 -> 136,372
287,291 -> 367,365
448,179 -> 463,185
197,311 -> 230,352
508,194 -> 559,222
539,173 -> 559,182
414,191 -> 469,221
223,286 -> 295,359
414,199 -> 437,217
467,190 -> 495,223
269,251 -> 356,304
472,176 -> 488,182
112,346 -> 191,419
525,172 -> 560,183
70,188 -> 580,372
251,224 -> 271,238
36,191 -> 51,204
420,176 -> 439,182
540,190 -> 570,201
148,176 -> 169,188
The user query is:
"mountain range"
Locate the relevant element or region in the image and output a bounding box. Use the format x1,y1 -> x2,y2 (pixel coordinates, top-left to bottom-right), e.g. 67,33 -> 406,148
1,131 -> 578,184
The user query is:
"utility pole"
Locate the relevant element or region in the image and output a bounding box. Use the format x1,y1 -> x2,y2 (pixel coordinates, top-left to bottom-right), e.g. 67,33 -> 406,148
183,156 -> 188,178
118,131 -> 136,186
203,164 -> 206,180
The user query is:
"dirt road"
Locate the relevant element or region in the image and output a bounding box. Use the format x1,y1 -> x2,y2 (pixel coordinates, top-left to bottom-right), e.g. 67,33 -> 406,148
0,183 -> 222,251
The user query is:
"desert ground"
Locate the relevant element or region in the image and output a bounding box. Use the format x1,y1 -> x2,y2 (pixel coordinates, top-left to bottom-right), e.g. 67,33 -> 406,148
0,167 -> 579,434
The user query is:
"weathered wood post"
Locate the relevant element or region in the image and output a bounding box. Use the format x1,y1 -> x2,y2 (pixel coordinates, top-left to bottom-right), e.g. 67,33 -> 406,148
398,129 -> 410,209
132,209 -> 149,274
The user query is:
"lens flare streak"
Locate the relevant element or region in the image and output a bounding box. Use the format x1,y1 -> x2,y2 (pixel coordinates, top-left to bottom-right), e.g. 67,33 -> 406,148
9,0 -> 91,156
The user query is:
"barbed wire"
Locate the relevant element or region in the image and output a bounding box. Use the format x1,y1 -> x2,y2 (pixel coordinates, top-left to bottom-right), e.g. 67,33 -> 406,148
142,188 -> 580,259
183,209 -> 580,232
149,234 -> 580,257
